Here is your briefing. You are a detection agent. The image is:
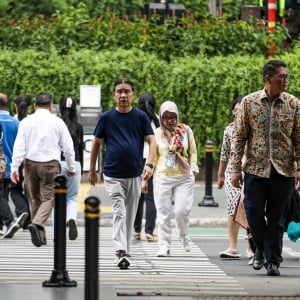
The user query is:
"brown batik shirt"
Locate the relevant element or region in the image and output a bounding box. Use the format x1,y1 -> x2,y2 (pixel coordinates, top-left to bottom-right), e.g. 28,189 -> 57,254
231,88 -> 300,178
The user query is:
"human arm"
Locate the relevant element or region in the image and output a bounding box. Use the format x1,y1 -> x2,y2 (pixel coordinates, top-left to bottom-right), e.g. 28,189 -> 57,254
78,124 -> 84,175
60,121 -> 76,176
10,123 -> 26,182
186,126 -> 199,174
0,139 -> 5,179
88,137 -> 102,186
230,100 -> 248,177
143,134 -> 156,181
217,160 -> 228,189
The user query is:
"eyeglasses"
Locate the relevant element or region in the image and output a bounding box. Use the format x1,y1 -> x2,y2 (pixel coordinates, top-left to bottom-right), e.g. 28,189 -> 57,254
162,116 -> 177,121
271,74 -> 289,81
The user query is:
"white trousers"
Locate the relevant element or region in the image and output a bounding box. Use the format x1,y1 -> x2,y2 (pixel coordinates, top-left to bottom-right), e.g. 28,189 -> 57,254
153,174 -> 195,250
104,175 -> 141,255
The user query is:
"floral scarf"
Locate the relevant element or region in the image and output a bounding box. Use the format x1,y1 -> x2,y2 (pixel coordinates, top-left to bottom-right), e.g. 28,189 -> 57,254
161,124 -> 190,173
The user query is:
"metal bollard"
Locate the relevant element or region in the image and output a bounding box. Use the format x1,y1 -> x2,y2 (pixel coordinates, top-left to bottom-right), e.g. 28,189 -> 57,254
199,140 -> 219,207
85,196 -> 100,300
43,175 -> 77,287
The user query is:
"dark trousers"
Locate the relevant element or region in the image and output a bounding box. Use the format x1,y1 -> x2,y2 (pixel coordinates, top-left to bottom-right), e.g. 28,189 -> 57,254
134,176 -> 156,235
244,167 -> 294,267
10,180 -> 31,228
0,179 -> 14,226
0,178 -> 30,228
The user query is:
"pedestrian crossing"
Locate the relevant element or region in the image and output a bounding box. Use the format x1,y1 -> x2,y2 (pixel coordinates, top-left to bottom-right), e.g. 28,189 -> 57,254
0,226 -> 247,297
99,227 -> 247,297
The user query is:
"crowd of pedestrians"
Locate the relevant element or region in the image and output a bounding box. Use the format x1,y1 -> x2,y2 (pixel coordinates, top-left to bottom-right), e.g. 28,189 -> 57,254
1,59 -> 299,279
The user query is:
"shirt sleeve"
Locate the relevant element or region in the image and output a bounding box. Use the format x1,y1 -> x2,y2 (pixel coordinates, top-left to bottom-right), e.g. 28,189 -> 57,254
11,122 -> 26,173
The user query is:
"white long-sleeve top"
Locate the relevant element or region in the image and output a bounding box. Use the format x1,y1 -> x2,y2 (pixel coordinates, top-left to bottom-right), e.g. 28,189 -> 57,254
11,108 -> 76,173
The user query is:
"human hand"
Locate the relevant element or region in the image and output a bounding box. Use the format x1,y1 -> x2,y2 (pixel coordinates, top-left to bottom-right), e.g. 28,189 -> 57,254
295,171 -> 300,191
10,170 -> 19,183
141,179 -> 148,194
217,174 -> 225,189
231,172 -> 243,188
143,165 -> 153,181
67,171 -> 76,177
88,171 -> 98,186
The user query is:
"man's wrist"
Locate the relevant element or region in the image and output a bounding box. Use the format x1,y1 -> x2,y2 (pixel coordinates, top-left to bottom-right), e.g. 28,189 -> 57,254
145,163 -> 154,169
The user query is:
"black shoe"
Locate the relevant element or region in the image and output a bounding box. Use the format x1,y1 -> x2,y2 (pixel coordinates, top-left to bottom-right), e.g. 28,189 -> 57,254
267,263 -> 280,276
39,229 -> 47,245
28,224 -> 42,247
3,222 -> 20,238
116,251 -> 130,269
67,219 -> 78,240
253,249 -> 264,270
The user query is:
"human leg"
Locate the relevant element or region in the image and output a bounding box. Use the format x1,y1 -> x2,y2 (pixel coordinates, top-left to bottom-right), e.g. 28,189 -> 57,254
0,179 -> 23,238
124,177 -> 141,255
219,215 -> 241,259
133,193 -> 144,239
145,176 -> 156,238
65,161 -> 81,222
35,160 -> 60,228
264,168 -> 294,272
24,159 -> 60,247
154,176 -> 175,256
9,180 -> 30,228
173,174 -> 194,237
173,174 -> 194,252
244,173 -> 268,270
65,161 -> 81,240
0,179 -> 15,226
104,176 -> 128,254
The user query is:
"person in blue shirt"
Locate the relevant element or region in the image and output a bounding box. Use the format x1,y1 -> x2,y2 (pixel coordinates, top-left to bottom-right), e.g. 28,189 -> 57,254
88,78 -> 156,269
0,93 -> 28,238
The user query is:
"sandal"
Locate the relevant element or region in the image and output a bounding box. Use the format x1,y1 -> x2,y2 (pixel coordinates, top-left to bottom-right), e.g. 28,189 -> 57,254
145,233 -> 155,242
219,249 -> 241,259
133,232 -> 141,240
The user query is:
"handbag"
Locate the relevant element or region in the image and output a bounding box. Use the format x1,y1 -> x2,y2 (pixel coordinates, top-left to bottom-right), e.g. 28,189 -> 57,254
285,189 -> 300,242
233,187 -> 248,229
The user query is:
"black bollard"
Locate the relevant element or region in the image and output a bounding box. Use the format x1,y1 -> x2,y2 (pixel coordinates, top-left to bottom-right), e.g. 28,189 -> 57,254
85,196 -> 100,300
43,175 -> 77,287
199,140 -> 219,207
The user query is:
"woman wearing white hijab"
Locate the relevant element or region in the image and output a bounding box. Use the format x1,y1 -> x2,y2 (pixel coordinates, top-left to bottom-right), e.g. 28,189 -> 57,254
153,100 -> 199,257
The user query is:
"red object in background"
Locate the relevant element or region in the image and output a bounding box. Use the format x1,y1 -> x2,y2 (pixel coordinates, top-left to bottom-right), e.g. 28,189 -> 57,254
268,0 -> 277,32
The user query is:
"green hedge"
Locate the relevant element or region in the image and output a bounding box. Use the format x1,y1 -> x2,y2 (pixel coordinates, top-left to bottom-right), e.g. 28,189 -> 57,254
0,4 -> 291,58
1,48 -> 300,164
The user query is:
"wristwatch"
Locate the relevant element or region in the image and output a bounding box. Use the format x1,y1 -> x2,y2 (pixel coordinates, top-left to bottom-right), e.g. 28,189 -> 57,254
145,163 -> 154,169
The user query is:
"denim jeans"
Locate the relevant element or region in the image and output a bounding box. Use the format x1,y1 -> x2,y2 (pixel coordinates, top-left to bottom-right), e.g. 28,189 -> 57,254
244,168 -> 294,266
59,160 -> 82,222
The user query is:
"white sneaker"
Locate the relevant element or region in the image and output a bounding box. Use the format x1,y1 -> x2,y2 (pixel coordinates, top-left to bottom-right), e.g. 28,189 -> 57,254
157,248 -> 170,257
180,236 -> 192,252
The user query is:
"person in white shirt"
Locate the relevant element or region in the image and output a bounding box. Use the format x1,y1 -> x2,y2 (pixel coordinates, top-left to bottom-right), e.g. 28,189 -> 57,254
11,92 -> 76,247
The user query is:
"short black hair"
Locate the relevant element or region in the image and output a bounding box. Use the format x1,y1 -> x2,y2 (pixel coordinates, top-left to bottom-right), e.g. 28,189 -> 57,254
35,92 -> 53,106
114,78 -> 134,91
262,60 -> 287,79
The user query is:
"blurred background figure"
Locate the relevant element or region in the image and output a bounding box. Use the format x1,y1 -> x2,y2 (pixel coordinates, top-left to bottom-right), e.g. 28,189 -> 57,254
217,96 -> 254,263
0,93 -> 28,238
11,94 -> 32,230
133,92 -> 160,242
58,96 -> 83,240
